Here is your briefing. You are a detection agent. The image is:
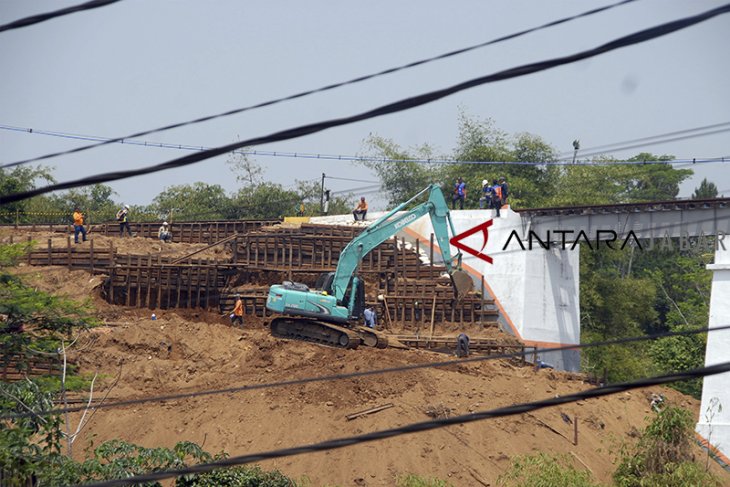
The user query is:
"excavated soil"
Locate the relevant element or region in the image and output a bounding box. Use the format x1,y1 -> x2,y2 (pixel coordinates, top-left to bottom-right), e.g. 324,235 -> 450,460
4,230 -> 729,486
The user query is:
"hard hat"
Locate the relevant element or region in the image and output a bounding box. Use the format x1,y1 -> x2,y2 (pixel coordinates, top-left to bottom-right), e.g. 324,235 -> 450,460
124,204 -> 129,209
482,180 -> 488,186
163,221 -> 168,225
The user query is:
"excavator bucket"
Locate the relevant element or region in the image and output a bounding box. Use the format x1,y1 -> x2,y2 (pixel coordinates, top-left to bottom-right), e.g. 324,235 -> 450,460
450,270 -> 474,300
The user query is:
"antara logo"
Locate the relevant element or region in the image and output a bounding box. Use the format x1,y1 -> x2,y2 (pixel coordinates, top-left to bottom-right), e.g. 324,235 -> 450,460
450,219 -> 494,264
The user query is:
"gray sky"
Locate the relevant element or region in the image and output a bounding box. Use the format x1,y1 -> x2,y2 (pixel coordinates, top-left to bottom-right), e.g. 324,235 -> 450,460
1,0 -> 729,209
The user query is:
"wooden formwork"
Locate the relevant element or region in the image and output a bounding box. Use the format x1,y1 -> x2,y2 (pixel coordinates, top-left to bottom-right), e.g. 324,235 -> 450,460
105,258 -> 230,310
2,219 -> 279,243
17,221 -> 505,330
93,219 -> 279,243
1,352 -> 71,382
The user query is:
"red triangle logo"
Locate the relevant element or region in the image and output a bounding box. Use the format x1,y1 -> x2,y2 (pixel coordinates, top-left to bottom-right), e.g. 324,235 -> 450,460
449,219 -> 494,264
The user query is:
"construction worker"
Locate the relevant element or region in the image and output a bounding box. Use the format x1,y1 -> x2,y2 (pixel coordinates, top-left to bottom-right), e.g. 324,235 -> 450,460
490,180 -> 502,217
452,177 -> 466,210
499,176 -> 509,207
72,207 -> 87,244
116,205 -> 132,237
231,294 -> 244,327
478,179 -> 493,209
456,333 -> 470,357
363,307 -> 377,329
158,221 -> 172,243
353,196 -> 368,221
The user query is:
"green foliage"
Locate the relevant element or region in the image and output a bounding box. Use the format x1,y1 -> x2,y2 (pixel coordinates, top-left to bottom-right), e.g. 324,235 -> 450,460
0,381 -> 64,485
0,165 -> 56,223
497,453 -> 600,487
178,462 -> 297,487
0,242 -> 34,268
360,134 -> 441,206
692,178 -> 719,199
149,182 -> 231,220
613,406 -> 720,487
396,474 -> 452,487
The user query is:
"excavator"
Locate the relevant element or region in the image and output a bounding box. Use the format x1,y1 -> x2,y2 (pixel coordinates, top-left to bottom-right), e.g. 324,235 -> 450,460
265,184 -> 474,349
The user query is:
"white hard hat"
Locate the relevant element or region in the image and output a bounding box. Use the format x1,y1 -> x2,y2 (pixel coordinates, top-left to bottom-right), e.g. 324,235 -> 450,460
482,180 -> 488,186
163,221 -> 168,225
124,204 -> 129,209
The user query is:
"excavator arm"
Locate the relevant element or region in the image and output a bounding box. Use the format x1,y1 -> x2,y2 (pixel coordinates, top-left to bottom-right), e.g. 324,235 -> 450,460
330,184 -> 472,305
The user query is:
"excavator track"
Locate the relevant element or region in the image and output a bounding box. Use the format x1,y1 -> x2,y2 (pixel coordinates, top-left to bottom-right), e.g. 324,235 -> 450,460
354,326 -> 389,349
270,317 -> 362,349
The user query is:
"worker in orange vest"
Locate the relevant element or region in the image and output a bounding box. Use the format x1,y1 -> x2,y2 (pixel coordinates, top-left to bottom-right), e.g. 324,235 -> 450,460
231,294 -> 244,327
72,207 -> 87,244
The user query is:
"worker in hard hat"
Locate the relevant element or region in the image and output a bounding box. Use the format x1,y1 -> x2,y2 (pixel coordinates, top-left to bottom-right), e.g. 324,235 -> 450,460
158,221 -> 172,243
116,204 -> 132,237
478,179 -> 494,209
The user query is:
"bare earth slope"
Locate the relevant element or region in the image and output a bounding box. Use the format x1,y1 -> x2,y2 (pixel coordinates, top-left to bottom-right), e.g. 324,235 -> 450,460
4,231 -> 728,486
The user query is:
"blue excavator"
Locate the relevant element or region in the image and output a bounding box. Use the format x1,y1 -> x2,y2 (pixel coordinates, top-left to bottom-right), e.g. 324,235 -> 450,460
265,184 -> 473,349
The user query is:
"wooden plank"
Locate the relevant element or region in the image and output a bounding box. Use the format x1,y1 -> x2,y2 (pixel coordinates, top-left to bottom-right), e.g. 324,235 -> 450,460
346,403 -> 394,421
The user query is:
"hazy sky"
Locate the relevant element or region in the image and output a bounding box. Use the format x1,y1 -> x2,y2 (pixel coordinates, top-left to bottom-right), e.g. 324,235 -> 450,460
1,0 -> 729,209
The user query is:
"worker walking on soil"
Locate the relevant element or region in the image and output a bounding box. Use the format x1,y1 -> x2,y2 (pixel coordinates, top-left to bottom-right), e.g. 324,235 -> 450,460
456,333 -> 470,357
116,205 -> 132,237
231,294 -> 244,327
72,207 -> 87,244
353,197 -> 368,221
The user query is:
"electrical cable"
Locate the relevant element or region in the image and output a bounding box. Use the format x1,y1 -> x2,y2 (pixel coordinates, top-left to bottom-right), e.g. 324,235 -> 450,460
4,323 -> 729,422
2,122 -> 727,169
572,127 -> 730,160
0,0 -> 122,33
556,121 -> 730,158
325,176 -> 381,184
77,360 -> 730,487
1,0 -> 639,169
3,3 -> 729,206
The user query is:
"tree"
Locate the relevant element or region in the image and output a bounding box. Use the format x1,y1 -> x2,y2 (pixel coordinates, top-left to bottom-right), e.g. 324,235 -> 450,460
229,182 -> 302,219
148,182 -> 231,221
0,166 -> 55,223
227,148 -> 263,187
359,134 -> 440,206
692,178 -> 718,199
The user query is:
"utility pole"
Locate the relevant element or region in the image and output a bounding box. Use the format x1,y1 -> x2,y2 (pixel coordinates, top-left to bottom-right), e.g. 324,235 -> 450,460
320,173 -> 326,214
572,139 -> 580,164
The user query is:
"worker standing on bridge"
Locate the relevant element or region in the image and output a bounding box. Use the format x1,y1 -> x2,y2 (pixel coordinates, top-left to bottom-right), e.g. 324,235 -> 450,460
479,180 -> 493,209
353,196 -> 368,221
363,307 -> 377,329
72,207 -> 87,244
499,176 -> 509,207
490,180 -> 502,217
452,177 -> 466,210
231,294 -> 244,327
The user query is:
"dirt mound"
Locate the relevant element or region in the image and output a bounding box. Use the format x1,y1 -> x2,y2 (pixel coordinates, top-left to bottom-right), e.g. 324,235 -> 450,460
4,250 -> 727,485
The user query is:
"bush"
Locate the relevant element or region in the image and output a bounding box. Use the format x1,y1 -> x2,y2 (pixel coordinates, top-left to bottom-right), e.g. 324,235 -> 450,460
613,406 -> 721,487
497,453 -> 599,487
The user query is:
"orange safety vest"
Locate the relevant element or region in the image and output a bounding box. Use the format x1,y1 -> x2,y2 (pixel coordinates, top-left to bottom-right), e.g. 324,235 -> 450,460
73,211 -> 84,226
233,299 -> 243,316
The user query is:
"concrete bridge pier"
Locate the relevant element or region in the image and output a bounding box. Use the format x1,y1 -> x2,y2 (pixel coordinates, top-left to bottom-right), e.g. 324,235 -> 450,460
696,243 -> 730,465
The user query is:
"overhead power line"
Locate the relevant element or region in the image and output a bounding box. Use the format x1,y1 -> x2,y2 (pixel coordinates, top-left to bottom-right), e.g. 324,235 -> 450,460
556,121 -> 730,158
1,0 -> 639,169
1,122 -> 727,169
5,323 -> 728,422
3,3 -> 729,206
78,360 -> 730,487
0,0 -> 123,34
573,127 -> 730,160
